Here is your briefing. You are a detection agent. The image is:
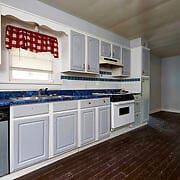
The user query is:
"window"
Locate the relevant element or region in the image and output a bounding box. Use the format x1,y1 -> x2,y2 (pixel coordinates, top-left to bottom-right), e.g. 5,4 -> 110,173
9,48 -> 54,83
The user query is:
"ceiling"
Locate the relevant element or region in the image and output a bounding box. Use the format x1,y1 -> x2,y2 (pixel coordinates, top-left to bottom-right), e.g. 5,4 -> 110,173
39,0 -> 180,58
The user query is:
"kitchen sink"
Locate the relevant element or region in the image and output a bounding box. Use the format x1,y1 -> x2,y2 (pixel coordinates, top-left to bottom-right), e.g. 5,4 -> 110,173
10,95 -> 73,101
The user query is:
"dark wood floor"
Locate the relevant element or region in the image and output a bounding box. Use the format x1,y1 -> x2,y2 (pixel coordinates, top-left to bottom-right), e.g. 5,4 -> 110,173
17,111 -> 180,180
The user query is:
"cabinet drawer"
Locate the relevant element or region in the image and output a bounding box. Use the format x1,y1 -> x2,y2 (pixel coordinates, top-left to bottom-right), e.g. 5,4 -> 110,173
53,101 -> 78,112
80,98 -> 110,109
97,98 -> 110,106
134,95 -> 141,101
12,103 -> 49,118
134,102 -> 141,113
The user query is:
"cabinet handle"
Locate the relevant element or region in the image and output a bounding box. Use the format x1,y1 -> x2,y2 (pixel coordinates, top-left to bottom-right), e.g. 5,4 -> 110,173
82,64 -> 85,69
89,102 -> 91,104
88,64 -> 90,70
103,100 -> 106,103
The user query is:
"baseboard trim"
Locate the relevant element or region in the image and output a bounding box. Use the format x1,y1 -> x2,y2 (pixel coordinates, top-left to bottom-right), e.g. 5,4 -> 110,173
161,109 -> 180,113
150,109 -> 161,114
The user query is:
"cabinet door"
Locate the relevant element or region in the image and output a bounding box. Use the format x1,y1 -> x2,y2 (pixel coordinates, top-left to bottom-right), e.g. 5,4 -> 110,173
98,106 -> 110,140
80,108 -> 95,146
142,48 -> 150,76
53,111 -> 77,155
101,41 -> 111,57
142,78 -> 150,123
13,116 -> 49,171
112,45 -> 121,60
71,31 -> 85,71
87,36 -> 99,73
122,48 -> 131,75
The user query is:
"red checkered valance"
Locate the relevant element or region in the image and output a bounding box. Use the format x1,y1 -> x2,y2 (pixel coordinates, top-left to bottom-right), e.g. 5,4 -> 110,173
5,25 -> 59,58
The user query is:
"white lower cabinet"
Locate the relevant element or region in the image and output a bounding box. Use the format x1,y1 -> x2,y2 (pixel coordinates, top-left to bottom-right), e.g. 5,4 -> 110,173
10,98 -> 110,172
79,108 -> 96,146
53,111 -> 78,155
97,106 -> 110,140
142,77 -> 150,123
134,94 -> 142,125
78,98 -> 110,147
12,116 -> 49,171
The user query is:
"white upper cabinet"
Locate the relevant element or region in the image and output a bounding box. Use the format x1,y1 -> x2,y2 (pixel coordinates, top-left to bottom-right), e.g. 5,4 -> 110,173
70,31 -> 85,72
87,36 -> 99,73
101,41 -> 121,61
130,46 -> 150,78
122,48 -> 131,76
0,14 -> 1,65
142,48 -> 150,76
100,40 -> 124,67
112,45 -> 121,60
62,30 -> 99,74
101,41 -> 111,58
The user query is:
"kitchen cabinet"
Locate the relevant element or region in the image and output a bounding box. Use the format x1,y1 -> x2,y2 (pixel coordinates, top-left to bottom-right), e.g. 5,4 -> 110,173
87,36 -> 99,73
122,48 -> 131,76
79,98 -> 110,146
97,106 -> 110,140
53,111 -> 78,155
112,45 -> 121,60
101,41 -> 111,57
0,15 -> 1,65
130,46 -> 150,80
70,30 -> 85,72
63,31 -> 99,74
134,94 -> 142,125
142,77 -> 150,123
142,48 -> 150,76
13,116 -> 49,171
80,108 -> 96,146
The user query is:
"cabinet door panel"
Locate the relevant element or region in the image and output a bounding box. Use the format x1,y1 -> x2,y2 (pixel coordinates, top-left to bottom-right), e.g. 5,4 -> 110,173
13,116 -> 49,170
87,36 -> 99,73
71,31 -> 85,71
101,41 -> 111,57
98,106 -> 110,140
80,109 -> 95,145
112,45 -> 121,60
53,111 -> 77,155
122,48 -> 131,75
142,78 -> 150,122
142,49 -> 150,76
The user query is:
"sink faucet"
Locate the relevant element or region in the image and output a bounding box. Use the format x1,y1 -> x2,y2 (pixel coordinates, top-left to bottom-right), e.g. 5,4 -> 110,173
44,88 -> 48,95
38,88 -> 43,98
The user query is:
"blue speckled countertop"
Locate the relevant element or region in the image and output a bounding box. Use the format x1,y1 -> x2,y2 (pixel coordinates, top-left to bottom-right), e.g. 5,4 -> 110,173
0,89 -> 120,106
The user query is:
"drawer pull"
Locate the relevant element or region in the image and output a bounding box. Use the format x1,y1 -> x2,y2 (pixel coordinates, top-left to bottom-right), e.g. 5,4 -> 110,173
103,100 -> 106,103
89,102 -> 91,104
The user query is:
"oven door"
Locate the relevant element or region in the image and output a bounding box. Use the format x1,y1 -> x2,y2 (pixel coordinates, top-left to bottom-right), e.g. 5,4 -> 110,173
111,100 -> 134,129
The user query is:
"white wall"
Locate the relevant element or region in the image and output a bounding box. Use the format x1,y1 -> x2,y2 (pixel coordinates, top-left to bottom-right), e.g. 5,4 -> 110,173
150,54 -> 161,113
161,56 -> 180,112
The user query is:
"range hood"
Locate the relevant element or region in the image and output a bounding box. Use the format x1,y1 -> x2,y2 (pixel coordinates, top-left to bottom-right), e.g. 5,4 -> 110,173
99,56 -> 124,67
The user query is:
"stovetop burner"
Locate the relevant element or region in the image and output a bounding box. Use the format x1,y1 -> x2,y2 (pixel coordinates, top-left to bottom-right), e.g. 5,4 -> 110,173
92,90 -> 134,102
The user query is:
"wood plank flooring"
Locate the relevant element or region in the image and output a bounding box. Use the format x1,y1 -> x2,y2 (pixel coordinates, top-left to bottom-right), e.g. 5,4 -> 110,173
17,111 -> 180,180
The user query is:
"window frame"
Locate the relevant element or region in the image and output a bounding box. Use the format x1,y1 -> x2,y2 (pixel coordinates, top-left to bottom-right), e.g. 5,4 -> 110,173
9,48 -> 55,84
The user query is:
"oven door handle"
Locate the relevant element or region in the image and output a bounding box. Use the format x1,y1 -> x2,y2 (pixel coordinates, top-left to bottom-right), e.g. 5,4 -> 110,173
112,100 -> 135,106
